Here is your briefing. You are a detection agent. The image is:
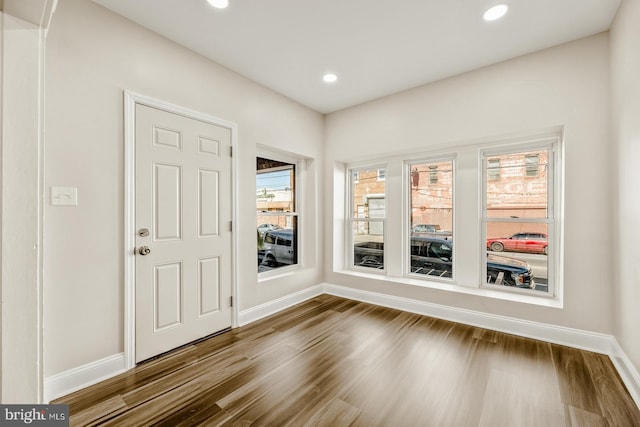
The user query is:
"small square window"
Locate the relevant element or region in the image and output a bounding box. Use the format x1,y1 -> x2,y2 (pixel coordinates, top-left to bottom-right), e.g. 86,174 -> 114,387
525,154 -> 539,177
428,165 -> 438,184
488,158 -> 500,181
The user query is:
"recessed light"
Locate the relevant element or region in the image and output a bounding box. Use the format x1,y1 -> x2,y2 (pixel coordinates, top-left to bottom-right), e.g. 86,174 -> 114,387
207,0 -> 229,9
483,4 -> 508,21
323,73 -> 338,83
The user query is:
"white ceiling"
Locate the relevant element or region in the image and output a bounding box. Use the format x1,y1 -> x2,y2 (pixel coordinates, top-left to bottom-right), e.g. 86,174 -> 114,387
90,0 -> 621,114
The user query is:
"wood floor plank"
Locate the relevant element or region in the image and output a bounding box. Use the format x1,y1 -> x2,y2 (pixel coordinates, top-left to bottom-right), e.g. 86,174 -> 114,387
301,398 -> 360,427
568,405 -> 608,427
68,395 -> 127,427
54,295 -> 640,426
552,344 -> 603,414
582,351 -> 640,427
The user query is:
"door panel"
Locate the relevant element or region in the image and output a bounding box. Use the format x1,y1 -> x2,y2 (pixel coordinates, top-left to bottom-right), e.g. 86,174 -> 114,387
135,104 -> 232,363
154,262 -> 183,331
199,257 -> 220,316
154,163 -> 182,241
198,169 -> 220,237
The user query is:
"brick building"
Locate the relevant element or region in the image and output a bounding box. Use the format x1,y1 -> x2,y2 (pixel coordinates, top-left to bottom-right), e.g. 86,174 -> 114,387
351,150 -> 549,239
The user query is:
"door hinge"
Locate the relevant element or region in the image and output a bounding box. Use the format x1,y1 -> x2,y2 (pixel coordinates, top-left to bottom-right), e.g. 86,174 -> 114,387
229,221 -> 233,232
230,146 -> 233,157
230,296 -> 233,307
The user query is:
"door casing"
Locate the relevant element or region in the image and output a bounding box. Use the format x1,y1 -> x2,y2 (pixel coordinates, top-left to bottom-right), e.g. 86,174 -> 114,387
123,91 -> 239,369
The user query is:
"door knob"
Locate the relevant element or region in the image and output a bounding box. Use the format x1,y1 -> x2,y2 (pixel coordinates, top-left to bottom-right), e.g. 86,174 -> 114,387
138,246 -> 151,256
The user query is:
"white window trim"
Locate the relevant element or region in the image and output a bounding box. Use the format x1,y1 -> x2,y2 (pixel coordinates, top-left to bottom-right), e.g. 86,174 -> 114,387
480,137 -> 561,298
404,155 -> 457,283
256,147 -> 305,279
347,164 -> 387,274
337,130 -> 563,307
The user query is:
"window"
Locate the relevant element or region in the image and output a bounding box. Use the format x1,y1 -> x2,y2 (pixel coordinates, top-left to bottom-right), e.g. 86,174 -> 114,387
257,156 -> 298,273
377,169 -> 386,181
488,158 -> 500,181
525,154 -> 539,177
483,144 -> 555,295
349,166 -> 386,271
408,158 -> 454,279
340,133 -> 561,303
428,165 -> 438,184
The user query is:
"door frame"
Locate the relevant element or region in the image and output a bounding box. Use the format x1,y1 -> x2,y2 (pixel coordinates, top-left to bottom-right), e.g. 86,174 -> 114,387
123,91 -> 239,369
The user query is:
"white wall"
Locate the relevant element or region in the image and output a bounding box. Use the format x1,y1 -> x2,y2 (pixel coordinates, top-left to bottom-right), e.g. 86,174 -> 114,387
1,9 -> 44,403
611,0 -> 640,373
325,34 -> 613,334
44,0 -> 324,377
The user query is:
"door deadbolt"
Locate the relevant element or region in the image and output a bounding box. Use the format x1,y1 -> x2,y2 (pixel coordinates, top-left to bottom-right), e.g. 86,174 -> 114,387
138,228 -> 150,237
138,246 -> 151,256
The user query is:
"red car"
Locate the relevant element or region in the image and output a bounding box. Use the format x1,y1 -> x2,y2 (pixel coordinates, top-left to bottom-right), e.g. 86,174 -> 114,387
486,232 -> 548,255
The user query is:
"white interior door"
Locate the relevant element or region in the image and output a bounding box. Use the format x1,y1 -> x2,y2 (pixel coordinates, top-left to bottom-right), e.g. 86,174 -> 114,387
135,103 -> 232,363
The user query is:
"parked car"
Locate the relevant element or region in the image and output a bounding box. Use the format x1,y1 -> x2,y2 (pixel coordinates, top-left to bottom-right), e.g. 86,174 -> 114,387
261,228 -> 296,267
257,223 -> 282,236
486,232 -> 548,255
354,237 -> 535,288
411,224 -> 452,240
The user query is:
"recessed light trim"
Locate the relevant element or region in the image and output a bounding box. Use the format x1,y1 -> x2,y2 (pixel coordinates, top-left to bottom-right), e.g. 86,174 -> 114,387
323,73 -> 338,83
207,0 -> 229,9
483,4 -> 508,21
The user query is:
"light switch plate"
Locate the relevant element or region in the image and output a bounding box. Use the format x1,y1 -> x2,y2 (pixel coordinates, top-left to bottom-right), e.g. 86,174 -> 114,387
51,186 -> 78,206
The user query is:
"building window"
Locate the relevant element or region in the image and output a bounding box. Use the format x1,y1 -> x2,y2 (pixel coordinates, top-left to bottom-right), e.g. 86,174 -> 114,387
257,156 -> 298,273
488,158 -> 500,181
428,165 -> 438,184
483,144 -> 556,295
340,133 -> 561,303
377,169 -> 386,181
349,166 -> 386,271
525,154 -> 539,177
408,158 -> 454,280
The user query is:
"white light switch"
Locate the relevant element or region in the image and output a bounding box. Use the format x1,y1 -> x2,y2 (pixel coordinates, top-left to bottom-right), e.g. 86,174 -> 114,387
51,186 -> 78,206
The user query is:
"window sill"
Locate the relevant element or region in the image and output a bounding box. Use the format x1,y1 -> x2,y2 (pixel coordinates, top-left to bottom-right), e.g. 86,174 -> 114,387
258,264 -> 302,283
334,269 -> 563,309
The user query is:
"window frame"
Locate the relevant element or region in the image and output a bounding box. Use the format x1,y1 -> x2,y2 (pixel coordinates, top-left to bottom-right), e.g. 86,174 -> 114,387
480,138 -> 559,297
256,150 -> 304,278
347,164 -> 387,274
404,155 -> 456,282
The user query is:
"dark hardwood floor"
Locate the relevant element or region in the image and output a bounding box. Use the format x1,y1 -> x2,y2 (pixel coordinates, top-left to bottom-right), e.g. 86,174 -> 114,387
54,295 -> 640,426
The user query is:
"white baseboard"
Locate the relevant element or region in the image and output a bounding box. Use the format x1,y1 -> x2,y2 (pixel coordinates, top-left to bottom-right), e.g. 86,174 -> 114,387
238,284 -> 324,326
323,283 -> 612,354
44,353 -> 126,403
610,338 -> 640,409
